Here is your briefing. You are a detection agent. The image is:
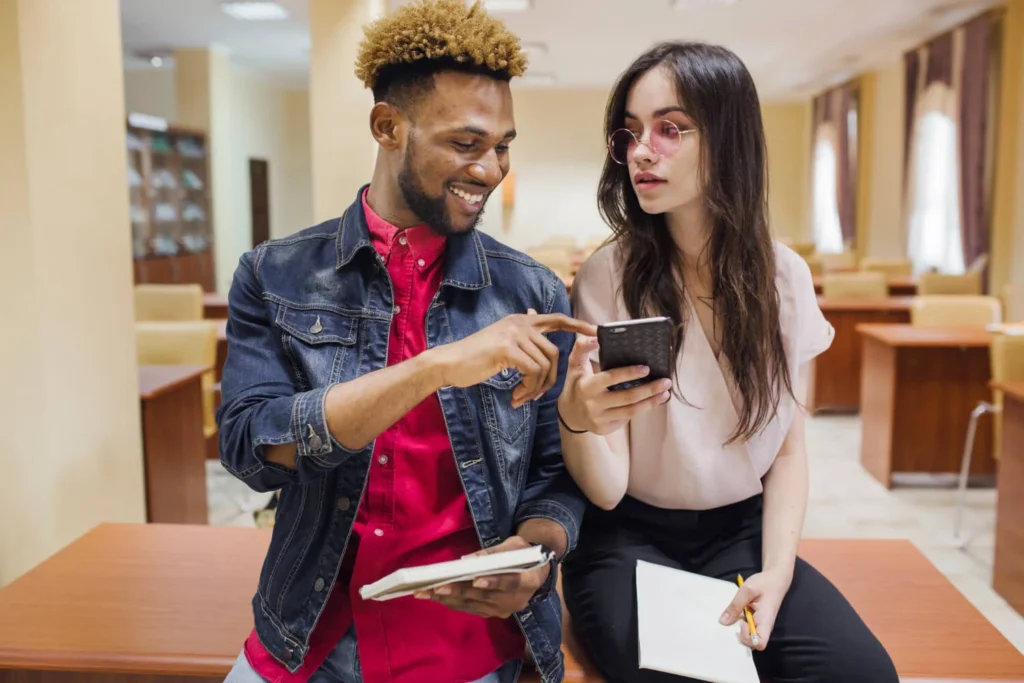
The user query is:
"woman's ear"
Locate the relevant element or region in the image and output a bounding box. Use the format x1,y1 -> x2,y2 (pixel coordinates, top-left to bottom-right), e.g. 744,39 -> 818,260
370,102 -> 402,151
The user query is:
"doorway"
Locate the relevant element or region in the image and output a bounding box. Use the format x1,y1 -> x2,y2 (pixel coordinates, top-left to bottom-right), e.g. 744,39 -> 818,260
249,158 -> 270,247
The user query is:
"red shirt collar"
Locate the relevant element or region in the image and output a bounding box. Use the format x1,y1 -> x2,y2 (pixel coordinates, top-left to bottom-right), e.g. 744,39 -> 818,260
361,188 -> 446,267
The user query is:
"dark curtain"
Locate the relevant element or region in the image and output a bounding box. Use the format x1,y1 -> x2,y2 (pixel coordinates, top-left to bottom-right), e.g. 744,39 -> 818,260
812,85 -> 857,248
902,14 -> 995,279
959,15 -> 993,274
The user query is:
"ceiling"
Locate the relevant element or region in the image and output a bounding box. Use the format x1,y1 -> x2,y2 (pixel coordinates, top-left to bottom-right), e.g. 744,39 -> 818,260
120,0 -> 1000,99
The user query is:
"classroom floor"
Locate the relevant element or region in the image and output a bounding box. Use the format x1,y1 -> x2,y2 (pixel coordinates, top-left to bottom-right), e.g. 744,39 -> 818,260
206,414 -> 1024,654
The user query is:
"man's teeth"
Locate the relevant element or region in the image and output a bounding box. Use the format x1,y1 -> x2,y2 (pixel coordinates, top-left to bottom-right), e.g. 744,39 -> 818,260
450,186 -> 484,204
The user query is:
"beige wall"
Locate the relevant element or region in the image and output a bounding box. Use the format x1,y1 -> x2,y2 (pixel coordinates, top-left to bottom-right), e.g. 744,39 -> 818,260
474,91 -> 814,251
858,62 -> 907,259
762,102 -> 812,243
477,89 -> 611,251
0,0 -> 146,586
124,64 -> 313,292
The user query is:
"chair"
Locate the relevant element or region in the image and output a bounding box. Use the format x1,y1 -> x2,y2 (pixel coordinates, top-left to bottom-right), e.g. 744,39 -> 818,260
910,296 -> 1002,328
860,257 -> 913,278
1001,283 -> 1024,322
135,321 -> 218,443
134,284 -> 204,322
802,254 -> 824,276
819,251 -> 858,272
821,272 -> 888,299
953,332 -> 1024,546
789,242 -> 817,257
917,272 -> 983,296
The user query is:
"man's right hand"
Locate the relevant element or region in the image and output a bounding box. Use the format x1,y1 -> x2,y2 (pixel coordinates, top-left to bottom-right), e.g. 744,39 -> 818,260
428,311 -> 597,408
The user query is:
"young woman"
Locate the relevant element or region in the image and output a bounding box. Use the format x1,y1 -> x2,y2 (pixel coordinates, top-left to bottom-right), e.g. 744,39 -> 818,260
555,42 -> 898,683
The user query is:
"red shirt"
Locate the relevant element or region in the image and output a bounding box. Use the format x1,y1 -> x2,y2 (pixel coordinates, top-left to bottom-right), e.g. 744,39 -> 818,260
243,189 -> 524,683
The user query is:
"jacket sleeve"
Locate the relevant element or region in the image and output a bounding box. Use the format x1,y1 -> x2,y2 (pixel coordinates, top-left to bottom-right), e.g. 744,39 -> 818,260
216,249 -> 362,492
512,273 -> 587,557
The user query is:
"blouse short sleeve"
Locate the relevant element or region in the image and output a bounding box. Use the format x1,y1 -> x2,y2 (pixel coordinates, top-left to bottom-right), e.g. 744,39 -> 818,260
776,242 -> 834,367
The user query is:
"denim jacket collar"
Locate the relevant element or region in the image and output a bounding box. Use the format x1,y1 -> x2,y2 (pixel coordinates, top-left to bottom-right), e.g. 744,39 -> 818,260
336,184 -> 492,292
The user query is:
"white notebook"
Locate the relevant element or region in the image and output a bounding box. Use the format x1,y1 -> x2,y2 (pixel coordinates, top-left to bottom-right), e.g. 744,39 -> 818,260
358,545 -> 553,602
636,560 -> 760,683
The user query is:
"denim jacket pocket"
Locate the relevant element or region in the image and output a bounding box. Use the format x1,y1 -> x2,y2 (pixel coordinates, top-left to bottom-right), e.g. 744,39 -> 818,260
275,305 -> 358,387
479,369 -> 530,443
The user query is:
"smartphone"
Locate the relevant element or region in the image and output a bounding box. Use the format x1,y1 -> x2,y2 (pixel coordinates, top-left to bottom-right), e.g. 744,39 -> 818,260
597,316 -> 674,391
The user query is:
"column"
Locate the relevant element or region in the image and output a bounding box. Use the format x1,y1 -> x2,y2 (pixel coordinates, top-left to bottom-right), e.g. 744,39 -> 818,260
992,0 -> 1024,292
0,0 -> 146,585
309,0 -> 386,222
175,47 -> 236,293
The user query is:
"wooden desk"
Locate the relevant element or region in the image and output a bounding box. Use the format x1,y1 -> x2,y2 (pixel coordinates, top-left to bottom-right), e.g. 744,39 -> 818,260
807,297 -> 914,413
814,275 -> 917,297
138,366 -> 210,525
857,324 -> 994,487
202,293 -> 228,320
994,380 -> 1024,617
2,525 -> 1022,682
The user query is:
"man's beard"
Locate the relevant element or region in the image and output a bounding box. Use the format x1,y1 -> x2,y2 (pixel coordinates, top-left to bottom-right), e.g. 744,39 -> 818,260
397,145 -> 487,237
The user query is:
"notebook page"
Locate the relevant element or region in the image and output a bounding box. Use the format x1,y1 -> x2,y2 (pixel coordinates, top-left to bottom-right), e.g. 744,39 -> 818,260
636,560 -> 759,683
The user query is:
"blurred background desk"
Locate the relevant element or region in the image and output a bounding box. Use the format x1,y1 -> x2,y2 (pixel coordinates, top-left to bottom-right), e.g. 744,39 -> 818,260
857,324 -> 994,487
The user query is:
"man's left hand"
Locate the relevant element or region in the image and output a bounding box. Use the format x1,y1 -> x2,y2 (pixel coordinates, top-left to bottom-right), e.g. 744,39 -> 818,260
414,536 -> 549,619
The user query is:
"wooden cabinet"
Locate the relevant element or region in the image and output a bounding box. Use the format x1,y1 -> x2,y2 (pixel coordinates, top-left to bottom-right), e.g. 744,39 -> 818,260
127,123 -> 215,291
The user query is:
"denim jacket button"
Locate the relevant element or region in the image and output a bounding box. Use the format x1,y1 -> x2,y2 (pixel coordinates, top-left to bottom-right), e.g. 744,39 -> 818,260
337,497 -> 351,511
307,425 -> 323,452
314,577 -> 326,592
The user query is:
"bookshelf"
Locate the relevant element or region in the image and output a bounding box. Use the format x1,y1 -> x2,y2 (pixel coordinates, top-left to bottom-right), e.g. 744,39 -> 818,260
127,122 -> 215,291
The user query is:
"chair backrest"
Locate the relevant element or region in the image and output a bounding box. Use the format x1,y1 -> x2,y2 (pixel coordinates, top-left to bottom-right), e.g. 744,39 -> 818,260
821,272 -> 888,299
1001,283 -> 1024,323
789,242 -> 816,257
860,257 -> 913,278
819,251 -> 858,272
802,254 -> 824,276
136,321 -> 219,434
910,295 -> 1003,328
134,284 -> 204,322
990,332 -> 1024,459
917,272 -> 983,296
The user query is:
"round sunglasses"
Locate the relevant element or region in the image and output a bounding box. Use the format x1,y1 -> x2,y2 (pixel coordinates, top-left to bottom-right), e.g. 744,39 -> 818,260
608,120 -> 697,165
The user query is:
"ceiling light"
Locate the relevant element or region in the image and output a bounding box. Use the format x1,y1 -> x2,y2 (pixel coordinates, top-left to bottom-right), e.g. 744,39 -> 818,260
221,2 -> 289,20
479,0 -> 531,12
150,56 -> 163,67
672,0 -> 740,8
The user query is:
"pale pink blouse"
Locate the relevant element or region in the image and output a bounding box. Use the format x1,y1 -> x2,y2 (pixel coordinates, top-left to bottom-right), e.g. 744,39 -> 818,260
570,241 -> 834,510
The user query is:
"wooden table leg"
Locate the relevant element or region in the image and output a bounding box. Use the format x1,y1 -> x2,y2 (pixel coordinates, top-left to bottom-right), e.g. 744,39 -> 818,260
860,335 -> 897,487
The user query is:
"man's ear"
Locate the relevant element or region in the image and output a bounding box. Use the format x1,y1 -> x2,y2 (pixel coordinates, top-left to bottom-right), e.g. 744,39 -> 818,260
370,102 -> 403,151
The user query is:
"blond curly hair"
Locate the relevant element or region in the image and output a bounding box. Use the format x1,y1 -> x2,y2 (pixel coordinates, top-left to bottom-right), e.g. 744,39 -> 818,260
354,0 -> 527,93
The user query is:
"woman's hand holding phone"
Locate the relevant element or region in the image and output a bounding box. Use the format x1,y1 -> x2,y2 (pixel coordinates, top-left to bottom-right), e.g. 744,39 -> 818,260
557,334 -> 672,436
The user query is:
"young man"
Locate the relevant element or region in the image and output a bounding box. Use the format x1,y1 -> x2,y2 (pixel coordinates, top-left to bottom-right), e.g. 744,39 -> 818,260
218,2 -> 592,682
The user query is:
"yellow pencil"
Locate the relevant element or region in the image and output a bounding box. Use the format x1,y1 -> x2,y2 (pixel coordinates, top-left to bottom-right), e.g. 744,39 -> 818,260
736,575 -> 760,647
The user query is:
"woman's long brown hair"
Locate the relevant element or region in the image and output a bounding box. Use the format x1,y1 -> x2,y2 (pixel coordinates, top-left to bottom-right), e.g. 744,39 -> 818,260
597,41 -> 793,444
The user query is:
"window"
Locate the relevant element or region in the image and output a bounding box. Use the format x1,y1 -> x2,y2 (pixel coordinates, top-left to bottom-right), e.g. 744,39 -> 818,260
905,86 -> 964,275
811,125 -> 844,254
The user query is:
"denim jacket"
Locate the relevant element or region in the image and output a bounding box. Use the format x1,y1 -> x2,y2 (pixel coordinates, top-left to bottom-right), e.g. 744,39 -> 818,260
217,185 -> 585,683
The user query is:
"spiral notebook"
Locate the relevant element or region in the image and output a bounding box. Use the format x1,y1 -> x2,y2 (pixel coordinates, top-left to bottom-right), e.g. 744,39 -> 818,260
636,560 -> 760,683
359,545 -> 554,602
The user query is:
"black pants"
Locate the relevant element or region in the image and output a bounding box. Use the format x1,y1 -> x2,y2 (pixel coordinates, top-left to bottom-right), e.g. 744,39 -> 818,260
561,495 -> 898,683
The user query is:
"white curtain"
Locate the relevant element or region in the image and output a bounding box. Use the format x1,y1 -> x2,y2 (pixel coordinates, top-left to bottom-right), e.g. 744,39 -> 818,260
905,84 -> 965,275
811,125 -> 844,254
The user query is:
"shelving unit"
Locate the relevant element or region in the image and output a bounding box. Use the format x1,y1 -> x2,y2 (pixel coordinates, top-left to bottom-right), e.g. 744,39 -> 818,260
127,123 -> 215,291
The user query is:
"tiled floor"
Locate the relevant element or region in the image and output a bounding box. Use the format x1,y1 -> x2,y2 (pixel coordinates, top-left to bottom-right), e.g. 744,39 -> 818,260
207,413 -> 1024,653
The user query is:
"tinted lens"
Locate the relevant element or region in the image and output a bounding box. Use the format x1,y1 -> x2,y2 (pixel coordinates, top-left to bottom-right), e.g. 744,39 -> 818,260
609,129 -> 637,165
650,120 -> 682,158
